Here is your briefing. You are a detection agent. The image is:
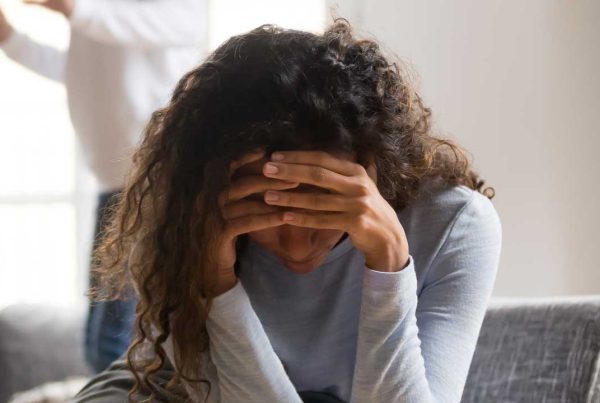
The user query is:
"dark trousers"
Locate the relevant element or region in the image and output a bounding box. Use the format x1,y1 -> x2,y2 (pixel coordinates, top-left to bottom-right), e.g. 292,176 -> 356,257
84,189 -> 137,373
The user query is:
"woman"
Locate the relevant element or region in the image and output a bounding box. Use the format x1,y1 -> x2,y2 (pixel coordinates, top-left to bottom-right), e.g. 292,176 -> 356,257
75,19 -> 502,403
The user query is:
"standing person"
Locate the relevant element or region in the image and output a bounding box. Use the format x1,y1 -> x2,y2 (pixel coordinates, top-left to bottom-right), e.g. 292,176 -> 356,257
0,0 -> 208,373
74,20 -> 502,402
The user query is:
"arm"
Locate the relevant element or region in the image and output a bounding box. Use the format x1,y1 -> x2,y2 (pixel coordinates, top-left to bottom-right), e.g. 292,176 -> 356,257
0,28 -> 65,82
350,192 -> 502,402
205,280 -> 304,403
68,0 -> 207,49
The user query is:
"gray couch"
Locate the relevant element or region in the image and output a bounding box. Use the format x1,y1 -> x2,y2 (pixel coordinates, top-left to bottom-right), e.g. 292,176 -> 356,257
1,297 -> 599,403
462,297 -> 600,403
0,305 -> 91,403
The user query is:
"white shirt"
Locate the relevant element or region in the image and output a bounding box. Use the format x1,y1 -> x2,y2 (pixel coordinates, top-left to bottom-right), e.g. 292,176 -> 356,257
1,0 -> 208,192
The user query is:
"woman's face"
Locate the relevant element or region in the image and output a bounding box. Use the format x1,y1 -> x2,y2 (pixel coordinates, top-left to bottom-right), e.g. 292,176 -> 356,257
235,152 -> 353,274
249,219 -> 345,274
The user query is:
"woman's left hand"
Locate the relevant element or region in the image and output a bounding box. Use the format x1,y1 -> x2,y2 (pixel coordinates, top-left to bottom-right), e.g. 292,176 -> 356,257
262,150 -> 410,272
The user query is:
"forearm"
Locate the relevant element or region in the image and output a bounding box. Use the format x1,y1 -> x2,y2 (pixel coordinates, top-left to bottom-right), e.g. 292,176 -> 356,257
350,256 -> 436,403
351,191 -> 502,403
206,281 -> 303,403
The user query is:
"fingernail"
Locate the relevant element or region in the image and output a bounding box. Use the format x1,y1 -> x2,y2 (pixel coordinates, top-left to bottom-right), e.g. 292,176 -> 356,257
283,212 -> 296,221
271,152 -> 285,161
264,163 -> 279,175
265,191 -> 279,202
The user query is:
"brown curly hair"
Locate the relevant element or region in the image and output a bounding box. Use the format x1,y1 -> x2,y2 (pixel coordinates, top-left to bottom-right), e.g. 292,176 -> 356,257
91,18 -> 495,402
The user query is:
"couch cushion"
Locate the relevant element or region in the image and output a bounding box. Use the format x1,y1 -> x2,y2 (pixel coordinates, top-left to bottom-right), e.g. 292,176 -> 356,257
0,304 -> 91,403
462,297 -> 600,403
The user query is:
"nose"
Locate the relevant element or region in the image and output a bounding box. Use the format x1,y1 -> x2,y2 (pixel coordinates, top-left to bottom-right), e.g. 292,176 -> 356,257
280,226 -> 317,261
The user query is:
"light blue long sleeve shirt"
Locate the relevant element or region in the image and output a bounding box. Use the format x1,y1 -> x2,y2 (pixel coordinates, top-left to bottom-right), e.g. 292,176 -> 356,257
195,184 -> 502,402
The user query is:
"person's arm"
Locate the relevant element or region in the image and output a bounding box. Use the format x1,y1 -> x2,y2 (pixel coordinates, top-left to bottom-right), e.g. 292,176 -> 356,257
350,192 -> 502,403
68,0 -> 207,49
76,287 -> 302,403
204,280 -> 304,403
0,11 -> 65,82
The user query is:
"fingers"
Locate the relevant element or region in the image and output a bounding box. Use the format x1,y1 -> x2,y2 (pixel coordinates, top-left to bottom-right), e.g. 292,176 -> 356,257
269,150 -> 361,176
264,190 -> 355,212
262,162 -> 358,195
281,211 -> 348,231
225,212 -> 286,238
222,199 -> 281,220
228,148 -> 265,179
218,176 -> 299,207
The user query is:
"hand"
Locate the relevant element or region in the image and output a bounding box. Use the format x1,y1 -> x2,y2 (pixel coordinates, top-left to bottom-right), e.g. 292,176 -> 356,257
0,7 -> 13,44
212,149 -> 299,295
23,0 -> 75,18
261,150 -> 410,272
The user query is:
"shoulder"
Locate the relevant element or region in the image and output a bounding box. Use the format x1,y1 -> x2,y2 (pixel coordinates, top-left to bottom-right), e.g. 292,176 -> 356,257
399,183 -> 501,246
425,184 -> 500,233
398,183 -> 502,287
406,182 -> 497,218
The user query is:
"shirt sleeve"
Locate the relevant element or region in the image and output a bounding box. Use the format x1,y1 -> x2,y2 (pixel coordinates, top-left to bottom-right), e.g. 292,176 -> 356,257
69,0 -> 208,49
205,280 -> 304,403
350,192 -> 502,403
0,30 -> 65,82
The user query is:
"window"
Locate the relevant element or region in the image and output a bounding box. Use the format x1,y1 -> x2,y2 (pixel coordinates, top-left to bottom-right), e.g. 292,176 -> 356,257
0,4 -> 84,308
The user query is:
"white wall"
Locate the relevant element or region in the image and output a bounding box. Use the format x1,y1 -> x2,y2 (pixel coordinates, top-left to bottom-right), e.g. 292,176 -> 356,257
327,0 -> 600,296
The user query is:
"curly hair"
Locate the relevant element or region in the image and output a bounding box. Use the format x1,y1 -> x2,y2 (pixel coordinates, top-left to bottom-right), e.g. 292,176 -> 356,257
91,18 -> 495,402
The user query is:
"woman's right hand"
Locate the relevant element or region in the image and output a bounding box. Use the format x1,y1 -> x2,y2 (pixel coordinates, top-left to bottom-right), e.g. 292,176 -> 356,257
212,149 -> 298,295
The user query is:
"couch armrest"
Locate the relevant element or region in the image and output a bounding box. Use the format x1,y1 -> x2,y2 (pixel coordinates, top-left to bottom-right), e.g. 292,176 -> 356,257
462,296 -> 600,403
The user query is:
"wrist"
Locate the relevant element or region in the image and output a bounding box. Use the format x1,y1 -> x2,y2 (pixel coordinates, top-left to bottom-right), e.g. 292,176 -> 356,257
214,268 -> 238,296
214,278 -> 237,296
366,257 -> 409,272
364,243 -> 409,273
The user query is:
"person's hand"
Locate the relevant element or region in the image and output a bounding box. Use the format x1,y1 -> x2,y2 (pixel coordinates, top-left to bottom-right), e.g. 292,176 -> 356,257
261,150 -> 410,272
212,149 -> 299,295
23,0 -> 74,18
0,7 -> 14,44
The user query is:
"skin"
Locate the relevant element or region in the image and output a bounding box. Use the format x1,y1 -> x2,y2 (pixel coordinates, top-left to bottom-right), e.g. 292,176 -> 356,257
0,7 -> 13,44
214,149 -> 410,295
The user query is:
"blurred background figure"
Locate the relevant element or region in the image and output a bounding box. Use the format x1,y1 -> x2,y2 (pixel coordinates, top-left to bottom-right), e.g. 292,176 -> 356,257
0,0 -> 209,373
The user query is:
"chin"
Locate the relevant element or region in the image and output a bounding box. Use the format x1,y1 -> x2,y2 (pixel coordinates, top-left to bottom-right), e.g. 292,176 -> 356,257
282,254 -> 326,274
